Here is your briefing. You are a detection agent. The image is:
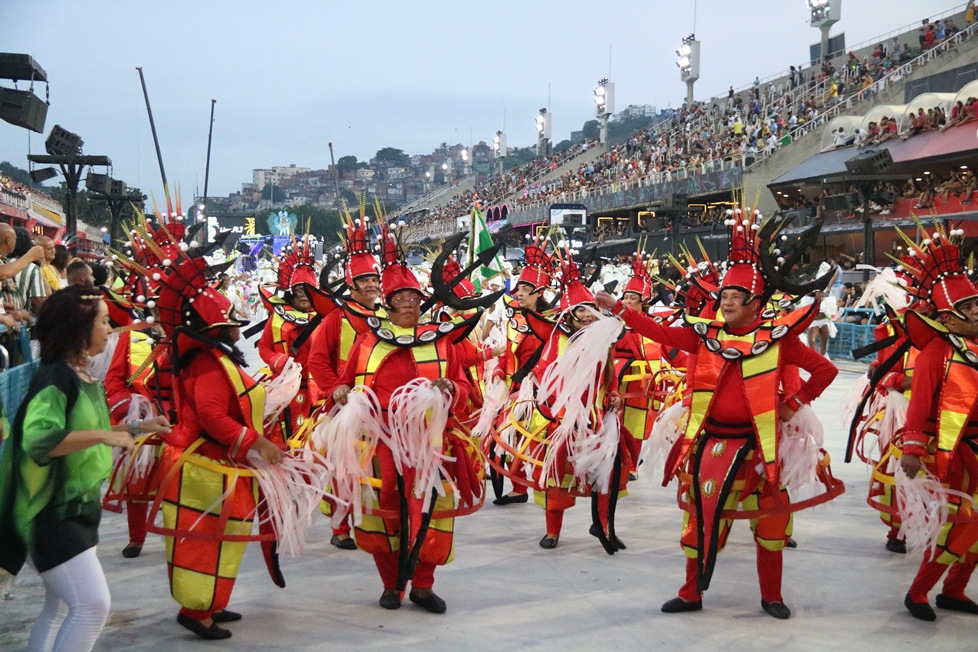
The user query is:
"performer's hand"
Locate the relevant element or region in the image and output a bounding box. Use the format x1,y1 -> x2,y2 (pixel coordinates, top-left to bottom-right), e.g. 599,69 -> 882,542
594,291 -> 617,312
431,378 -> 455,396
899,376 -> 912,392
608,395 -> 622,410
777,402 -> 797,423
252,437 -> 284,465
141,415 -> 172,434
332,385 -> 351,406
490,343 -> 507,359
901,453 -> 921,478
103,430 -> 135,452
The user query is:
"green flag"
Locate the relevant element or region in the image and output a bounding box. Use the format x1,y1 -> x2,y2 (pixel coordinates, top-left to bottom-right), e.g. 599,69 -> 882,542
469,208 -> 503,293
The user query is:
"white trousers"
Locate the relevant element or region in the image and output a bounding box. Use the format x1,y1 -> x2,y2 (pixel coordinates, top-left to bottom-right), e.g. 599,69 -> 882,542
27,547 -> 110,652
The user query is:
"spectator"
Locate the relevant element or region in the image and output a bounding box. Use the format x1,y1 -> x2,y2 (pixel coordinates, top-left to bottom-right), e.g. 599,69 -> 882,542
4,226 -> 48,315
832,128 -> 848,148
35,236 -> 62,294
67,261 -> 95,287
51,244 -> 70,288
90,263 -> 111,288
968,0 -> 976,26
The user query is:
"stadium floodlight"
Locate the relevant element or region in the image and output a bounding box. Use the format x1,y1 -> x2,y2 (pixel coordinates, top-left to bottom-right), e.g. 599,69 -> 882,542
677,34 -> 700,108
593,79 -> 615,149
492,130 -> 507,159
535,107 -> 552,157
809,0 -> 840,60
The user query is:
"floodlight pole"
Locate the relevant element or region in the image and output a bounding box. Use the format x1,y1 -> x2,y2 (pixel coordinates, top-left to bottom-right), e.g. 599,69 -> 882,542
27,154 -> 111,255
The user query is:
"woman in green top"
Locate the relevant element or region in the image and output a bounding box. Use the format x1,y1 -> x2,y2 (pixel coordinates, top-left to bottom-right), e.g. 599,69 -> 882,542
0,286 -> 170,651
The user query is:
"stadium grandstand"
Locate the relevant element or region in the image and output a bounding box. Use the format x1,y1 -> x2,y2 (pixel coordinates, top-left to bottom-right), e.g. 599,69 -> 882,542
403,2 -> 977,265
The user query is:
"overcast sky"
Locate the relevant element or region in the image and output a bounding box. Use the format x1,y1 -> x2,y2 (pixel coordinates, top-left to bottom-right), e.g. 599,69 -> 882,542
0,0 -> 960,197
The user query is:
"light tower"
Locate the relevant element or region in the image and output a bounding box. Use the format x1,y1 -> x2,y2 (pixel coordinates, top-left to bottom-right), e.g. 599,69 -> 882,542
808,0 -> 841,63
676,34 -> 700,109
535,108 -> 552,157
492,130 -> 507,175
593,78 -> 614,150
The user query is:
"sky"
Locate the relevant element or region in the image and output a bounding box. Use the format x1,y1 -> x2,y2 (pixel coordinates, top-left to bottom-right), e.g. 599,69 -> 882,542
0,0 -> 961,198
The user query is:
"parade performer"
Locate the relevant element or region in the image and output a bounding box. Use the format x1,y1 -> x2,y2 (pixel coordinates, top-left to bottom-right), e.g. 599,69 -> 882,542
0,286 -> 169,651
844,265 -> 914,554
491,231 -> 555,505
101,288 -> 171,559
615,250 -> 667,479
326,222 -> 487,613
141,240 -> 314,640
493,244 -> 630,553
257,234 -> 320,448
306,208 -> 382,550
868,225 -> 978,621
595,206 -> 842,619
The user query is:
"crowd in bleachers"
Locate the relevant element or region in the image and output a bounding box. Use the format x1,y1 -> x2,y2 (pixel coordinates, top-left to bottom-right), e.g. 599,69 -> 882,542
410,5 -> 976,234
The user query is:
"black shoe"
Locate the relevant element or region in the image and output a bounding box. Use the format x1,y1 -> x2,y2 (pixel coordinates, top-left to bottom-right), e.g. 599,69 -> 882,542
330,534 -> 358,550
122,543 -> 142,558
885,539 -> 907,554
935,594 -> 978,614
409,590 -> 447,614
762,600 -> 791,619
785,538 -> 797,549
539,535 -> 559,549
177,613 -> 232,640
905,593 -> 937,621
628,472 -> 639,481
211,609 -> 242,623
588,523 -> 626,549
493,493 -> 528,506
379,590 -> 401,610
661,597 -> 702,613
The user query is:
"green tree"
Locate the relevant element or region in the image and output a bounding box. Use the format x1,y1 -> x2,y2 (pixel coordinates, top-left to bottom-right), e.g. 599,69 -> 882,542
374,147 -> 410,166
261,183 -> 285,201
582,120 -> 600,140
0,161 -> 39,188
336,155 -> 360,173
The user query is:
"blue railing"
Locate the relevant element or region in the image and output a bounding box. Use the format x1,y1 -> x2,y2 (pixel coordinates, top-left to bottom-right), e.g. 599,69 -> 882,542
829,321 -> 876,361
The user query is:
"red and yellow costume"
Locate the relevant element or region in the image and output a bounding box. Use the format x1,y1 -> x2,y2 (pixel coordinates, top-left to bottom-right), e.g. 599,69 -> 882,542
866,226 -> 978,618
611,204 -> 842,615
257,236 -> 320,447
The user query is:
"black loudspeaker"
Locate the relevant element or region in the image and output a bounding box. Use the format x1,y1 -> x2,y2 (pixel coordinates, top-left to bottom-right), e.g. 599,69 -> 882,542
870,190 -> 898,205
0,87 -> 47,133
85,173 -> 110,194
664,192 -> 688,208
823,193 -> 859,212
46,124 -> 84,157
845,149 -> 894,176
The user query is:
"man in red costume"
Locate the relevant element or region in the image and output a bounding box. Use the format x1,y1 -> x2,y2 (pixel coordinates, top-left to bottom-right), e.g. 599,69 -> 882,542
257,236 -> 320,449
328,224 -> 480,613
595,206 -> 840,619
306,213 -> 381,550
892,227 -> 978,621
492,231 -> 554,505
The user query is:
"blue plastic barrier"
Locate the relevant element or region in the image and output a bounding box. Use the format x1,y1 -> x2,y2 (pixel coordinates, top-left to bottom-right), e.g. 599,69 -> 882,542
829,322 -> 876,361
0,358 -> 40,420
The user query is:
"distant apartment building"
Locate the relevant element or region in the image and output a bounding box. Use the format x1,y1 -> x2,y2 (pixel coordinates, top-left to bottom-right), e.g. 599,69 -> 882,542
614,104 -> 657,121
253,164 -> 312,189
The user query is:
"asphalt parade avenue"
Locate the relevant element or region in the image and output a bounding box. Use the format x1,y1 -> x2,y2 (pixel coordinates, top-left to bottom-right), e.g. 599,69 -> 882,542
2,350 -> 977,651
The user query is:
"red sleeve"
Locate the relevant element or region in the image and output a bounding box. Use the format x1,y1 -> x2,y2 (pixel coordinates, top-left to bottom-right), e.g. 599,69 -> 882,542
902,339 -> 948,457
455,338 -> 485,369
307,311 -> 346,401
104,334 -> 133,423
444,341 -> 472,416
257,317 -> 286,372
780,336 -> 838,404
621,307 -> 701,352
190,354 -> 260,461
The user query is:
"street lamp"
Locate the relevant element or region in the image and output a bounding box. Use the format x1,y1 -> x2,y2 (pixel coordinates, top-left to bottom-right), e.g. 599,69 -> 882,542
593,78 -> 614,149
460,148 -> 470,176
676,34 -> 700,109
535,108 -> 552,157
808,0 -> 841,63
